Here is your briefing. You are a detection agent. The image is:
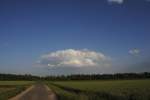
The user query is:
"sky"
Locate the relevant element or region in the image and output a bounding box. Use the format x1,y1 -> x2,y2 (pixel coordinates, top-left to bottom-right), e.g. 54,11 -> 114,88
0,0 -> 150,75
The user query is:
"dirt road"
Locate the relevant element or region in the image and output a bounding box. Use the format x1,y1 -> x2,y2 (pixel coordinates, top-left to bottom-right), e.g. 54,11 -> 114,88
10,83 -> 57,100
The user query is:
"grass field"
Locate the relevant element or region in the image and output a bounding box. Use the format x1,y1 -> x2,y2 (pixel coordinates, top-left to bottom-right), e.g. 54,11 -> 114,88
47,79 -> 150,100
0,81 -> 34,100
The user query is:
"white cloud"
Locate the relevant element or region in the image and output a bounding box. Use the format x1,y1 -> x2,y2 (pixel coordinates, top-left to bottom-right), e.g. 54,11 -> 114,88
38,49 -> 111,68
108,0 -> 124,4
129,49 -> 140,55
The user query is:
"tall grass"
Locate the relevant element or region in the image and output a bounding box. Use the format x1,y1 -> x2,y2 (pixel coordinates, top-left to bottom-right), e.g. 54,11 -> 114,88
0,81 -> 34,100
0,86 -> 26,100
47,79 -> 150,100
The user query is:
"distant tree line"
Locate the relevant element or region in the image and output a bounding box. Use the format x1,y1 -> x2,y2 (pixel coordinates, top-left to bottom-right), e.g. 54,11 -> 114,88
0,72 -> 150,81
43,72 -> 150,81
0,74 -> 40,81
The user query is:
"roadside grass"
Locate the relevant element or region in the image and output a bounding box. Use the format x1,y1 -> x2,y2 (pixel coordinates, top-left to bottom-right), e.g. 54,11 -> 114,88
0,81 -> 34,86
48,83 -> 124,100
0,86 -> 26,100
48,84 -> 76,100
47,83 -> 87,100
47,79 -> 150,100
0,88 -> 15,94
0,81 -> 34,100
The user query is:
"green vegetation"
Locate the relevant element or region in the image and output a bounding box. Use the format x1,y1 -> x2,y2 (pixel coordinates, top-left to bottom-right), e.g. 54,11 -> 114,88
0,73 -> 150,100
47,79 -> 150,100
0,81 -> 34,100
0,81 -> 34,85
47,83 -> 79,100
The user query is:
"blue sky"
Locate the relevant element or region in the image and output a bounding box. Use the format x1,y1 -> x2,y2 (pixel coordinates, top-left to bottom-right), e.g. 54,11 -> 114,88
0,0 -> 150,75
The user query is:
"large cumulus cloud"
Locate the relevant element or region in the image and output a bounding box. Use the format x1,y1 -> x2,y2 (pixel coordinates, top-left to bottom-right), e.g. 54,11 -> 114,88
38,49 -> 111,68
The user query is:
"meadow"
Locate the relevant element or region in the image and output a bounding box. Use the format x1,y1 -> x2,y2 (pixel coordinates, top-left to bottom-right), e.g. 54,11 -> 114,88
47,79 -> 150,100
0,81 -> 34,100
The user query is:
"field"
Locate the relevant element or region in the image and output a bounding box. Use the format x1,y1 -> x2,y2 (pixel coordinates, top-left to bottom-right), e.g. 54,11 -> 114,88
47,79 -> 150,100
0,81 -> 34,100
1,80 -> 150,100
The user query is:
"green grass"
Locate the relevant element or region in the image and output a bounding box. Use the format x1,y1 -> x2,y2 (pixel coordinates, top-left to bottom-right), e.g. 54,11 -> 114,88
0,81 -> 34,100
0,88 -> 15,94
47,79 -> 150,100
47,83 -> 88,100
0,81 -> 34,86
